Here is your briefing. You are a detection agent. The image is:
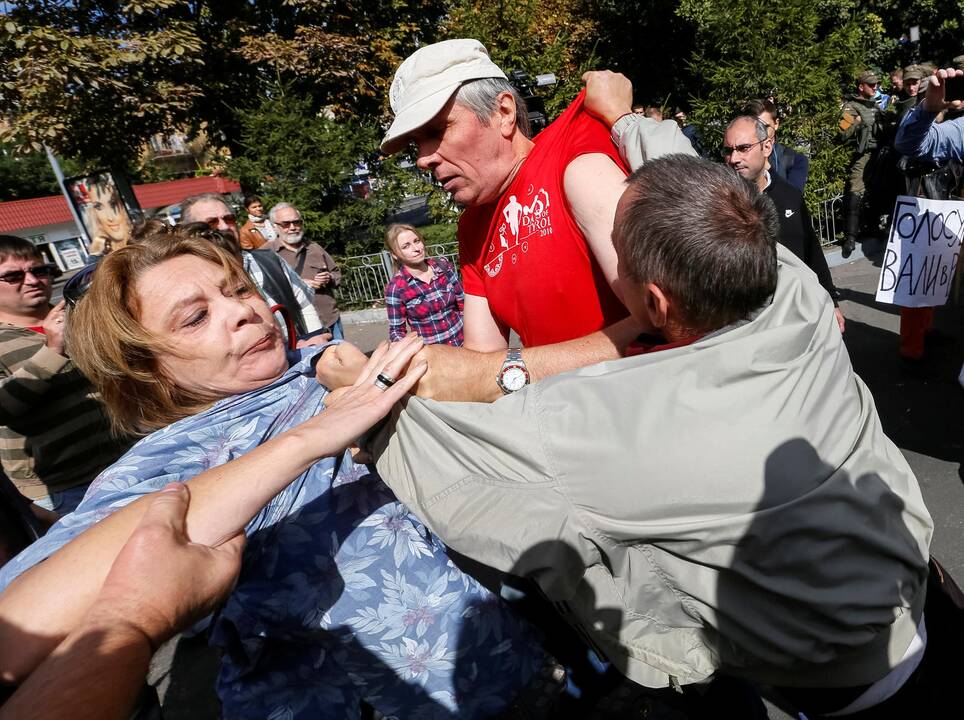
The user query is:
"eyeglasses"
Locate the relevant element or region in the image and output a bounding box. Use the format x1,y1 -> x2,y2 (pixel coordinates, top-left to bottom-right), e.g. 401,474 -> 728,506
63,263 -> 99,308
204,214 -> 237,228
275,219 -> 303,229
721,139 -> 767,157
0,265 -> 61,284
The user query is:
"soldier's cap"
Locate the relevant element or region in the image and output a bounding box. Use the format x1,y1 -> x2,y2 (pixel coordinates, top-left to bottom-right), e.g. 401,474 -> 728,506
381,39 -> 507,156
857,70 -> 879,85
953,55 -> 964,71
902,65 -> 924,82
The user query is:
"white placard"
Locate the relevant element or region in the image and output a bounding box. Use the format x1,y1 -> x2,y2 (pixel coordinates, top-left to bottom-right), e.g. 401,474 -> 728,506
875,196 -> 962,307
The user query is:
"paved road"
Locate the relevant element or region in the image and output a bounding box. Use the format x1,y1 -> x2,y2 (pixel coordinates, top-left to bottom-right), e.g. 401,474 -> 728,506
150,255 -> 962,719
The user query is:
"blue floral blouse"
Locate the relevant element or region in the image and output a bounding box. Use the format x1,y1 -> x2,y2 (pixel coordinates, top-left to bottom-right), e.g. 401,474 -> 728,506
0,349 -> 549,719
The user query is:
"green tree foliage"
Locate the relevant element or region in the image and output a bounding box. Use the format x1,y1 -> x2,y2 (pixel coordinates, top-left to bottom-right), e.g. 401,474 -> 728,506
0,1 -> 448,170
869,0 -> 963,70
227,91 -> 432,256
442,0 -> 601,117
677,0 -> 886,203
591,0 -> 697,112
0,146 -> 82,202
0,1 -> 205,166
238,0 -> 449,121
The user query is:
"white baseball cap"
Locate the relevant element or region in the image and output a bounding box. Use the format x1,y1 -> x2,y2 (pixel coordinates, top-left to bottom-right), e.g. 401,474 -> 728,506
380,39 -> 507,155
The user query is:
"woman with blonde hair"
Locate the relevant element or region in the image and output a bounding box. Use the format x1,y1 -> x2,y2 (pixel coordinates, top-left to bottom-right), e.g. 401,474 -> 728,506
384,223 -> 464,346
0,227 -> 554,718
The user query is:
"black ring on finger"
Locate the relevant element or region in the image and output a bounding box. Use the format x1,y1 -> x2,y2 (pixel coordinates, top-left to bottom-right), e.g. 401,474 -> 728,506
374,372 -> 396,390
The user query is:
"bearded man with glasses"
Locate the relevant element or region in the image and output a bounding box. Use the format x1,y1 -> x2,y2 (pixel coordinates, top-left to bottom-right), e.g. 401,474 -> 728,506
0,236 -> 129,517
266,202 -> 343,340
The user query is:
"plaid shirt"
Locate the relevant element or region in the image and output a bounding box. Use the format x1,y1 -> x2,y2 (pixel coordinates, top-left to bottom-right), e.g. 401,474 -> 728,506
385,257 -> 464,346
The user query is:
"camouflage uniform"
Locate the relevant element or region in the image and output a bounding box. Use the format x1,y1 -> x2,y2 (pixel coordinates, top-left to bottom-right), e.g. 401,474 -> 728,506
839,71 -> 891,252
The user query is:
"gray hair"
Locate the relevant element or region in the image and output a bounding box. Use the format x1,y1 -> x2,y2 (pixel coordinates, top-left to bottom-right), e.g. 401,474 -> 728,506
616,154 -> 778,333
727,115 -> 769,142
180,193 -> 231,223
454,78 -> 531,138
268,202 -> 301,223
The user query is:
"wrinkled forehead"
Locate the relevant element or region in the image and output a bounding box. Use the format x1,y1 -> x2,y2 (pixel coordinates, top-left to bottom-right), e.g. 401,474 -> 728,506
187,199 -> 230,222
136,255 -> 228,316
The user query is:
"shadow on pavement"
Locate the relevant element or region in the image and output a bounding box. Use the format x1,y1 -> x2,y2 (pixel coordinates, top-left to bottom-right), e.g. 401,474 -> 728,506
842,311 -> 963,474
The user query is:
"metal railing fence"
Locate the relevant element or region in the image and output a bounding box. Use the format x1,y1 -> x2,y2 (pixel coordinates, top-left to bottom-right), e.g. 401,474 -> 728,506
810,188 -> 844,247
336,241 -> 460,307
335,189 -> 844,308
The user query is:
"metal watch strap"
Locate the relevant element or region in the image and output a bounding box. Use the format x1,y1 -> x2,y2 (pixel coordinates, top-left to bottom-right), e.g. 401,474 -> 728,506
497,347 -> 527,394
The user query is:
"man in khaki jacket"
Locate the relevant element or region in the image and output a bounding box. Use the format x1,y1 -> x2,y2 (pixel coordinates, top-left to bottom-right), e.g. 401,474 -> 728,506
373,155 -> 934,716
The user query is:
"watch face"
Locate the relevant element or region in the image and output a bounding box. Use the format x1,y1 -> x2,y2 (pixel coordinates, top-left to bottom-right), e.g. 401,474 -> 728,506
501,366 -> 528,392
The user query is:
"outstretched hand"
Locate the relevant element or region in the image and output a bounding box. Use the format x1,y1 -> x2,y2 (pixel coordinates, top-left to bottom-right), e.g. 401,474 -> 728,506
312,333 -> 427,455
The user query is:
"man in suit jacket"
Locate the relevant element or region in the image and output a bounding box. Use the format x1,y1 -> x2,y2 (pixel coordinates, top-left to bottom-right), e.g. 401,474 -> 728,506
723,115 -> 845,333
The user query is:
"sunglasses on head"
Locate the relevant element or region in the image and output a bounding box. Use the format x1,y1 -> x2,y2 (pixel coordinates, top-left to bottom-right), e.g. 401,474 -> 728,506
0,265 -> 61,284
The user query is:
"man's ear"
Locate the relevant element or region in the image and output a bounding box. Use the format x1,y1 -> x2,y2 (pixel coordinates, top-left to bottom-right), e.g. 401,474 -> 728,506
496,91 -> 518,138
763,138 -> 774,159
645,282 -> 671,331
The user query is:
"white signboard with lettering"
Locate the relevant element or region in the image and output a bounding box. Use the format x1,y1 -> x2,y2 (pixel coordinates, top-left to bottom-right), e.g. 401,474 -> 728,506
875,196 -> 962,307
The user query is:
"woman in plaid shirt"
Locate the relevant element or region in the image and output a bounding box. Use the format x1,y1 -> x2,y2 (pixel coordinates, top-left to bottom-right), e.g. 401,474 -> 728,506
384,224 -> 464,346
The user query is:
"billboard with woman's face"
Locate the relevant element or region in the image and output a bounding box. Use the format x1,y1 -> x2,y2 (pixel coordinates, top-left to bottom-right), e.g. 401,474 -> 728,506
64,171 -> 140,253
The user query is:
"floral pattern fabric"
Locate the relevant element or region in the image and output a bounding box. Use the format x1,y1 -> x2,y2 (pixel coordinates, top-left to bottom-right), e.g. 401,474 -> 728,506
0,349 -> 548,719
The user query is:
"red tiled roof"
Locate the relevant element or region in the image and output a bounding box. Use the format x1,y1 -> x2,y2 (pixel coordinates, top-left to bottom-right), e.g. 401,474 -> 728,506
133,175 -> 241,210
0,195 -> 73,233
0,175 -> 242,234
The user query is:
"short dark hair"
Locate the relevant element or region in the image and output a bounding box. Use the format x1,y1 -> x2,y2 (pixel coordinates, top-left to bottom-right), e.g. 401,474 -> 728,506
742,98 -> 779,119
616,155 -> 778,332
0,235 -> 43,264
242,194 -> 262,209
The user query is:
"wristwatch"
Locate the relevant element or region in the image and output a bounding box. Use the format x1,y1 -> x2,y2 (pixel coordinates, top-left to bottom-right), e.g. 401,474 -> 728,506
496,348 -> 530,394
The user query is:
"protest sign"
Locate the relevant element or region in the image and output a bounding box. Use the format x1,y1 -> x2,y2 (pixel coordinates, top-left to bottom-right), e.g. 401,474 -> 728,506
875,196 -> 962,307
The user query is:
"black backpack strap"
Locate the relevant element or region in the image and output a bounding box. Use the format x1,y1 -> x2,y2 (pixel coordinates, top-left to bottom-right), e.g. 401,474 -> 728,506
246,250 -> 309,337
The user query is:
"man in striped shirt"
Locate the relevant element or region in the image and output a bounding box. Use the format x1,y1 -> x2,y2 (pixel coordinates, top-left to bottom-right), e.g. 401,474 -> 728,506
0,236 -> 128,516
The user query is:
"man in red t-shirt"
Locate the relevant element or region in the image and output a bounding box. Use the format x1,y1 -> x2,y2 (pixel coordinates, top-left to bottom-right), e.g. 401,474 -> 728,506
379,39 -> 651,400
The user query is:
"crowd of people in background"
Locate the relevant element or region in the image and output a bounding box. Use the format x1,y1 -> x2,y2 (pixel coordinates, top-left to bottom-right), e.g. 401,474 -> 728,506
0,33 -> 961,720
